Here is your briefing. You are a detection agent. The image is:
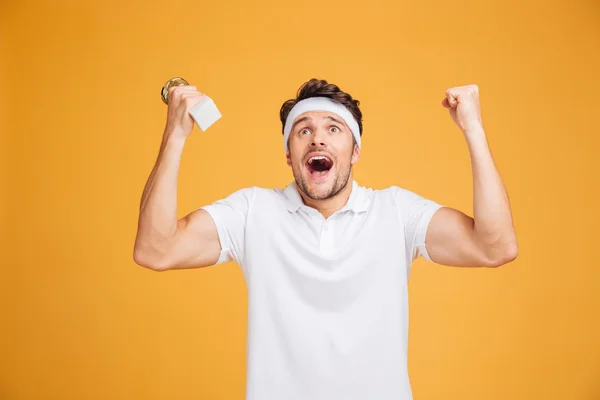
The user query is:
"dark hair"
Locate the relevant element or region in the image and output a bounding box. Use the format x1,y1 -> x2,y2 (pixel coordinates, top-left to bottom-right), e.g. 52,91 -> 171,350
279,78 -> 363,136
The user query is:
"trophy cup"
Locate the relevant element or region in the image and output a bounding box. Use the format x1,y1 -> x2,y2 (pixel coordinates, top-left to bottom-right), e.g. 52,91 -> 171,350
160,77 -> 222,131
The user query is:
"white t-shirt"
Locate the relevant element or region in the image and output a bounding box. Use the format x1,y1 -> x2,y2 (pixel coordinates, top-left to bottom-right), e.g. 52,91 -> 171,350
201,180 -> 443,400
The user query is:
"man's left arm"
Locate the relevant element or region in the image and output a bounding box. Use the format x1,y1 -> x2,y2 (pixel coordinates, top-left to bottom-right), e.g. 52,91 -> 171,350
425,84 -> 518,268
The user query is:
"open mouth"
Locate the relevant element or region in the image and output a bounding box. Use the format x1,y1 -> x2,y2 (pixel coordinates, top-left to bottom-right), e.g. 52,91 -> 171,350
306,154 -> 334,178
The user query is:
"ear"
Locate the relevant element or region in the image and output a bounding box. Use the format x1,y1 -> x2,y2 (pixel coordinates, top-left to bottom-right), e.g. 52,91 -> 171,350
286,151 -> 292,167
351,144 -> 360,164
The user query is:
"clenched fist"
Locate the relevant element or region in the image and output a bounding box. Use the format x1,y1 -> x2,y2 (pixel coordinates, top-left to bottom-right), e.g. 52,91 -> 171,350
164,85 -> 209,139
442,84 -> 483,134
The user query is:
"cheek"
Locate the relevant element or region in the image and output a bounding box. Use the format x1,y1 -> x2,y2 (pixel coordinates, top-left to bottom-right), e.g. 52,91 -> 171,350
334,143 -> 355,163
289,141 -> 308,164
288,137 -> 304,157
333,134 -> 355,152
288,133 -> 307,148
290,151 -> 304,168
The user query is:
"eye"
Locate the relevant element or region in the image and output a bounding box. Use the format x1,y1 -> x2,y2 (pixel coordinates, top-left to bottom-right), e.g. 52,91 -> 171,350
300,128 -> 311,135
330,126 -> 340,133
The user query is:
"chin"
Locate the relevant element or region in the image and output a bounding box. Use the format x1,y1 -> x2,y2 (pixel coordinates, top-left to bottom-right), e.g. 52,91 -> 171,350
296,167 -> 349,201
303,177 -> 337,200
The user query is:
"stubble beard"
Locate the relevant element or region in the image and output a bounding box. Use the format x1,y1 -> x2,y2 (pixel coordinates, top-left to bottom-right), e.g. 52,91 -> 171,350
293,162 -> 352,201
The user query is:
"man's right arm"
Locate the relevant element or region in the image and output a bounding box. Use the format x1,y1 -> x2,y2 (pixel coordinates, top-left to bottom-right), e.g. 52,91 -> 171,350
132,134 -> 222,271
133,85 -> 222,271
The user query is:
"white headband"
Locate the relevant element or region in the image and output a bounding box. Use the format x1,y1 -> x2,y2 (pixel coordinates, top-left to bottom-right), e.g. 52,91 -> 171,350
283,97 -> 361,153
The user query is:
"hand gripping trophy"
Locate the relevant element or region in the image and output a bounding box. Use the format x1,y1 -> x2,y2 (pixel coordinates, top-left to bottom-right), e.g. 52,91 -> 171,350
160,77 -> 222,131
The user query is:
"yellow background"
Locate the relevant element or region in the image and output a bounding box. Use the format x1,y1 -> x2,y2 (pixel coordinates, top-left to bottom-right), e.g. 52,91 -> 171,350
2,0 -> 599,398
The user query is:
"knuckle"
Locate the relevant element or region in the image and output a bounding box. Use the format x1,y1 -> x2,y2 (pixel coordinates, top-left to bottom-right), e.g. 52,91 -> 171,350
173,86 -> 184,96
168,88 -> 179,101
183,96 -> 196,107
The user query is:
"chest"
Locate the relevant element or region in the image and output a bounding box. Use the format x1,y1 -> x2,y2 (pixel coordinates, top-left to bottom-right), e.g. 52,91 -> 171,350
243,196 -> 411,350
245,197 -> 407,274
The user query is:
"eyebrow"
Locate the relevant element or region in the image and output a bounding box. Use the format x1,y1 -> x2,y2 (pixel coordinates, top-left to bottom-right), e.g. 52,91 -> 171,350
291,115 -> 345,131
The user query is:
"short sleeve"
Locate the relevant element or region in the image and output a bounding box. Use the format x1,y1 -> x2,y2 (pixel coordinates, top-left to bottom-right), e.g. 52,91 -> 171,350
392,186 -> 444,263
199,187 -> 255,267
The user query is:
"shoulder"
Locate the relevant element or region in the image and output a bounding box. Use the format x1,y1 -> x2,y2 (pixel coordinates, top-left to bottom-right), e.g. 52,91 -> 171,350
369,185 -> 440,220
366,185 -> 420,203
219,186 -> 257,204
228,185 -> 293,208
251,185 -> 287,200
378,185 -> 427,204
254,184 -> 298,209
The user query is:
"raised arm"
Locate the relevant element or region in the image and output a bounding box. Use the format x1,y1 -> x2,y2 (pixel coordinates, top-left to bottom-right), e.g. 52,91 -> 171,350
133,85 -> 221,271
425,85 -> 518,268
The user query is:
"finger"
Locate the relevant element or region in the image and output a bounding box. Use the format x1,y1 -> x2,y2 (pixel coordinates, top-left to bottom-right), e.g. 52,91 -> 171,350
181,93 -> 207,105
168,86 -> 202,105
181,91 -> 205,97
445,90 -> 458,107
168,85 -> 198,97
442,98 -> 451,108
182,94 -> 208,109
169,85 -> 197,91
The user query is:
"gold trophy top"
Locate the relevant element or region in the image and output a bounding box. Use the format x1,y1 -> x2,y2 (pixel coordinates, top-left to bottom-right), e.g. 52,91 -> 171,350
161,77 -> 189,104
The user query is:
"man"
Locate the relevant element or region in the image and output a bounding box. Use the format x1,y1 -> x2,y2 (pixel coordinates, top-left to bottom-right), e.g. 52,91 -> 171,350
133,78 -> 518,399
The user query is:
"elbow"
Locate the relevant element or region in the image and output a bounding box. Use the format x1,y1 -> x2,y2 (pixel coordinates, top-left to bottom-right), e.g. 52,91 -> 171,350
133,247 -> 171,272
485,242 -> 518,268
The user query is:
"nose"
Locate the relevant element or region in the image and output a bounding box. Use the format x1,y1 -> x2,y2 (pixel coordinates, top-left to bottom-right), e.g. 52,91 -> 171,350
310,140 -> 326,148
310,128 -> 328,148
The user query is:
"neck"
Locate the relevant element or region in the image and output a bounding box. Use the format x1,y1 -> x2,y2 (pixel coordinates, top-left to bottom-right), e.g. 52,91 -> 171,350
297,175 -> 354,219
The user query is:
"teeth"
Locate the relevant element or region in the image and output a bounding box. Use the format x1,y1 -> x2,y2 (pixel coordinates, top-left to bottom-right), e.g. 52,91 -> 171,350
308,156 -> 329,164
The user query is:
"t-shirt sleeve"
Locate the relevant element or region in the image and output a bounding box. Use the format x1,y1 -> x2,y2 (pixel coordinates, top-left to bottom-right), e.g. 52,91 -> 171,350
198,187 -> 255,268
392,186 -> 444,263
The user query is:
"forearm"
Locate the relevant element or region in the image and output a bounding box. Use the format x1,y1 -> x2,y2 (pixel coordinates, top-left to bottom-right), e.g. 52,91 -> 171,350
466,126 -> 518,263
134,130 -> 187,262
